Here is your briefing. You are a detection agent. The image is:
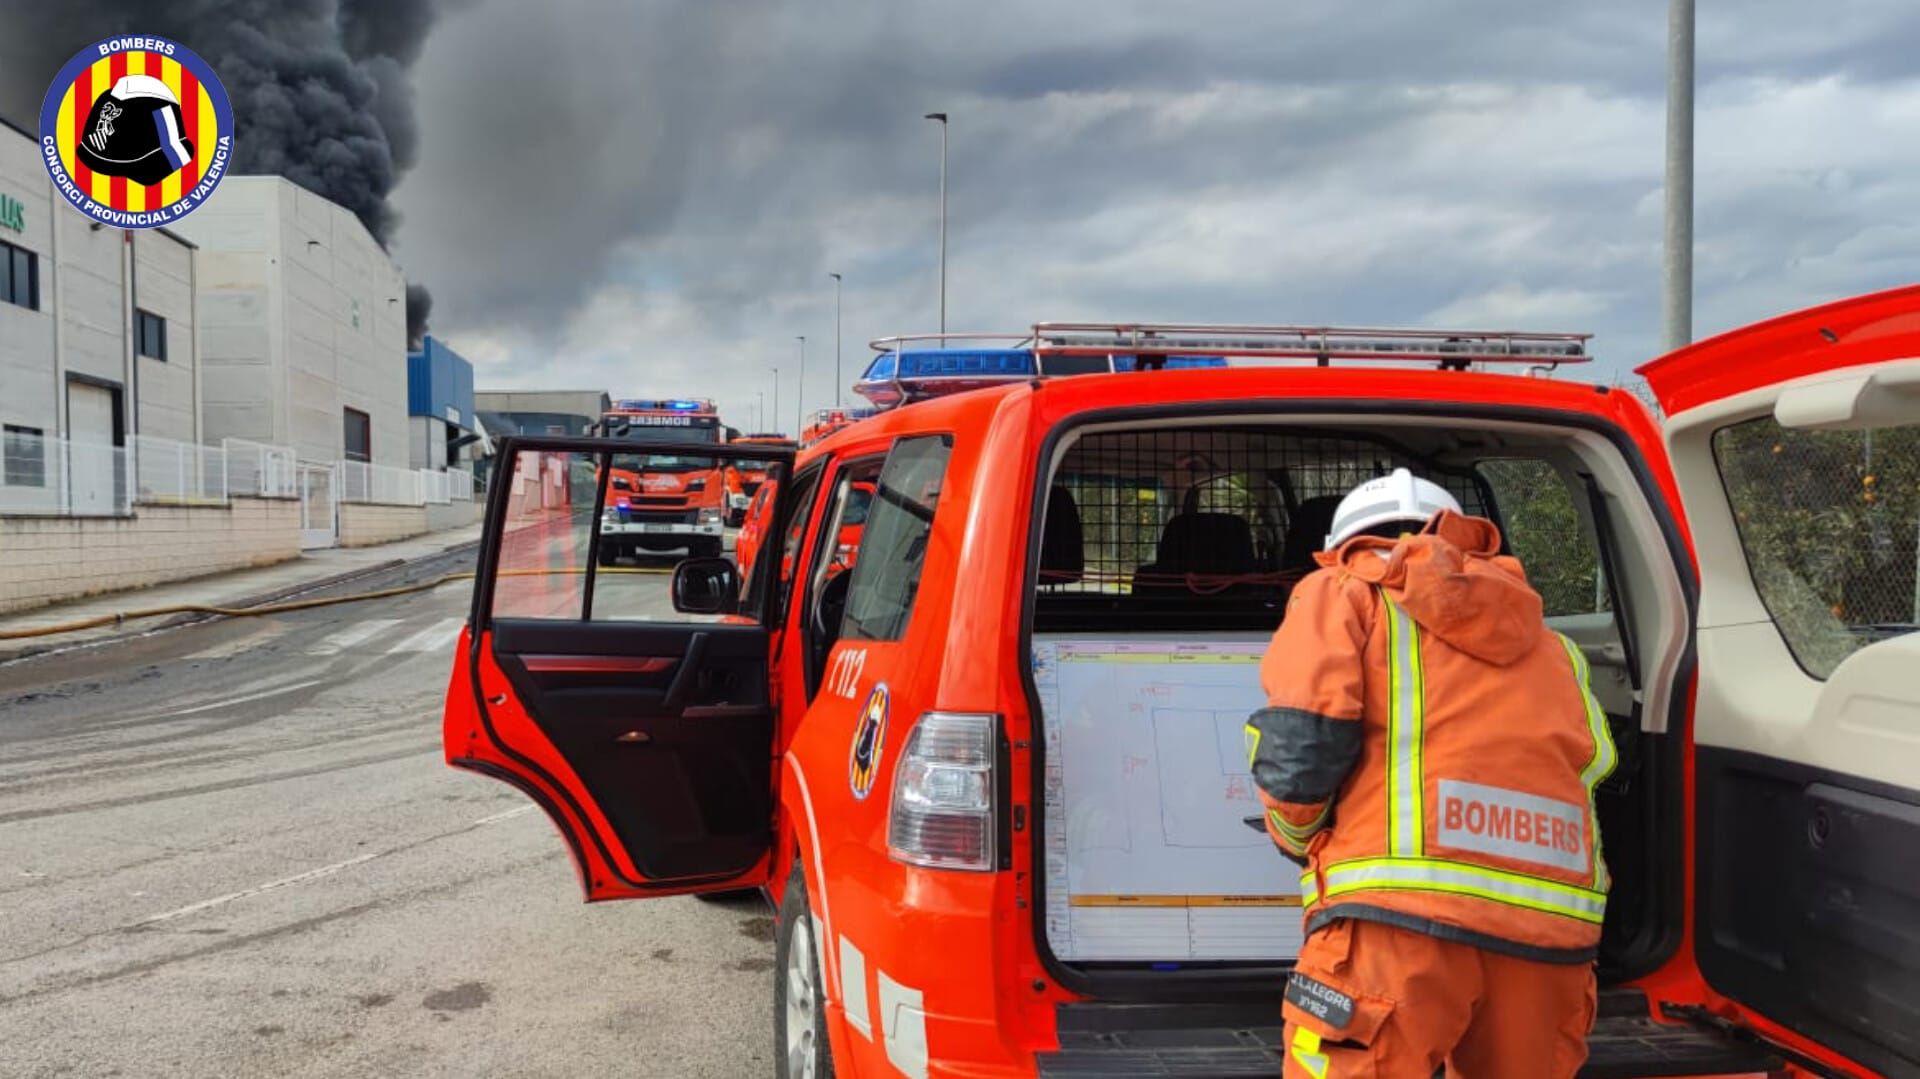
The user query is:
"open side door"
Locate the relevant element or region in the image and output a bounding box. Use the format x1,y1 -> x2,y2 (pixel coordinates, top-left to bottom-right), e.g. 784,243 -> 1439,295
1641,286 -> 1920,1076
444,435 -> 798,900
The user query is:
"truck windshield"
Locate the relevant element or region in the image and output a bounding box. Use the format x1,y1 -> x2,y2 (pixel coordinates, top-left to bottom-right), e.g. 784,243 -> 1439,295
603,417 -> 719,469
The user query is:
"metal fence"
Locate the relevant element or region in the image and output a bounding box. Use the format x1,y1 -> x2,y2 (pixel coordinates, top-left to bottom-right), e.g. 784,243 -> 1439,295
223,438 -> 298,498
0,433 -> 131,516
132,434 -> 228,505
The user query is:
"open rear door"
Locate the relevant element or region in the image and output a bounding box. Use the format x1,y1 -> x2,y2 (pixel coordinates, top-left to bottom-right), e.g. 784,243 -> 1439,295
444,435 -> 796,900
1642,286 -> 1920,1076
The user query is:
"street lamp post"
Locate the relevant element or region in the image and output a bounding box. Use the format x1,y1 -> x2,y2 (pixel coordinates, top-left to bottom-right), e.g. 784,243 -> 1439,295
756,390 -> 765,432
924,112 -> 948,337
795,335 -> 807,435
1664,0 -> 1694,351
769,368 -> 779,437
829,272 -> 843,406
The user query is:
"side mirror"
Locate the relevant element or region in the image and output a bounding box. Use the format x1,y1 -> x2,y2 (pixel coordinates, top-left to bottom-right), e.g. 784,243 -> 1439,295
672,557 -> 739,615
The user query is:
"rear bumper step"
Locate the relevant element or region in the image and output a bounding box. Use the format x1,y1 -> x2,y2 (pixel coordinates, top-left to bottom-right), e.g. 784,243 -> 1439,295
1037,991 -> 1781,1078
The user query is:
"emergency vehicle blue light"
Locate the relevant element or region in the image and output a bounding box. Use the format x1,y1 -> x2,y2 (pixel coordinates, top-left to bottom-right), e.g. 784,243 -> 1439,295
896,349 -> 1039,379
1111,354 -> 1229,370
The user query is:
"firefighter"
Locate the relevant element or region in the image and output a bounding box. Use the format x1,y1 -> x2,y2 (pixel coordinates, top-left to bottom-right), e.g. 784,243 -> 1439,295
1247,468 -> 1616,1078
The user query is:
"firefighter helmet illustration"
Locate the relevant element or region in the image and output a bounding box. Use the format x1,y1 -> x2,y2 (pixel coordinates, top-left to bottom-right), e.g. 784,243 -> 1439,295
848,683 -> 890,800
39,35 -> 234,228
78,75 -> 194,186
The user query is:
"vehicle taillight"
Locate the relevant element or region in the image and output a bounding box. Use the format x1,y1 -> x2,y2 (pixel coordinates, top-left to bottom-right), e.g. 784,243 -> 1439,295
887,713 -> 996,871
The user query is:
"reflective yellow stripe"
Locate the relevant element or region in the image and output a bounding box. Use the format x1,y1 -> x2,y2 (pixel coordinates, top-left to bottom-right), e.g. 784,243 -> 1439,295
1243,722 -> 1262,768
1311,856 -> 1606,923
1269,804 -> 1330,847
1558,634 -> 1619,890
1381,594 -> 1424,857
1290,1025 -> 1329,1079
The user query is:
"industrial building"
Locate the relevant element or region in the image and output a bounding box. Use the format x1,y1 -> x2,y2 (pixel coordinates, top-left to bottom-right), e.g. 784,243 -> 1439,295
406,334 -> 478,471
167,175 -> 410,470
475,389 -> 610,438
0,115 -> 202,515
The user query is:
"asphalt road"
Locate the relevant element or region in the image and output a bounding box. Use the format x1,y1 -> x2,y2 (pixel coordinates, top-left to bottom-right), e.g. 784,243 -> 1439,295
0,545 -> 775,1078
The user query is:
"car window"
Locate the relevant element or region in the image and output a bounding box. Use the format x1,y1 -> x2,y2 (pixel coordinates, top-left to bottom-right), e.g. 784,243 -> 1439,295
488,447 -> 760,625
1475,458 -> 1609,618
772,467 -> 824,622
839,435 -> 952,642
1713,416 -> 1920,679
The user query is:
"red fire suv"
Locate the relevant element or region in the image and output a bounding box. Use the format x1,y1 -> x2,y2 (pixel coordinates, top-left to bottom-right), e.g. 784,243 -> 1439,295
446,289 -> 1920,1078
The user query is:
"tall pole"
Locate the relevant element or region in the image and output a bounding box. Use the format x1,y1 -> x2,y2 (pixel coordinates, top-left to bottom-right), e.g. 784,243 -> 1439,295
925,112 -> 948,337
769,368 -> 779,437
795,335 -> 807,435
756,390 -> 764,432
829,272 -> 843,406
1663,0 -> 1695,352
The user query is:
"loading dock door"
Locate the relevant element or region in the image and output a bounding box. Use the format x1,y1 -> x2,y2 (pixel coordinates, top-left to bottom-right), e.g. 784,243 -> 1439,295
67,381 -> 120,516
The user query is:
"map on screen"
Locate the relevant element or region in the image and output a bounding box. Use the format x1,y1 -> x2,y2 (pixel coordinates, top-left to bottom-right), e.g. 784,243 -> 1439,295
1034,635 -> 1306,963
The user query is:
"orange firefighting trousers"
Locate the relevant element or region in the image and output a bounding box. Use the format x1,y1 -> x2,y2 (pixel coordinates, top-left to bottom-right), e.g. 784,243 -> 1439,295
1281,918 -> 1597,1079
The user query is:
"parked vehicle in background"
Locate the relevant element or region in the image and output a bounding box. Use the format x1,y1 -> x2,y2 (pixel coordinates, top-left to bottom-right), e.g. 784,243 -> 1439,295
597,398 -> 731,561
450,292 -> 1920,1078
728,432 -> 799,526
799,406 -> 879,448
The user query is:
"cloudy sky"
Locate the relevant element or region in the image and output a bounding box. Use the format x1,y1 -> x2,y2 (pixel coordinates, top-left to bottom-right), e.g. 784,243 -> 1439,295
12,2 -> 1916,430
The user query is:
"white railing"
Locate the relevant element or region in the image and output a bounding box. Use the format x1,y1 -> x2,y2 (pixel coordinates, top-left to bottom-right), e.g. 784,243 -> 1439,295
0,433 -> 132,516
339,459 -> 426,506
1,430 -> 475,517
133,434 -> 228,505
223,437 -> 298,498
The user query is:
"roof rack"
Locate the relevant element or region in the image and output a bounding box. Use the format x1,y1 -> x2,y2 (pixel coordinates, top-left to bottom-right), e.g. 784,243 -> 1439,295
1029,322 -> 1590,370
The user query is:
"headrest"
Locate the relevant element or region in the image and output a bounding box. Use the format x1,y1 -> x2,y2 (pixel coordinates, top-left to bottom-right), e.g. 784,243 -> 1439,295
1039,485 -> 1083,585
1153,512 -> 1256,575
1280,495 -> 1343,569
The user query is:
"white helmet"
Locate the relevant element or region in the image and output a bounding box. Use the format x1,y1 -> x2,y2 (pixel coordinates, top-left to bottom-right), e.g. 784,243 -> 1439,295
1325,468 -> 1462,549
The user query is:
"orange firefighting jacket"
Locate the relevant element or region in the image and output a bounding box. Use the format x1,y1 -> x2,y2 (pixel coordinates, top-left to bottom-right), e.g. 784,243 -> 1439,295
1248,511 -> 1617,963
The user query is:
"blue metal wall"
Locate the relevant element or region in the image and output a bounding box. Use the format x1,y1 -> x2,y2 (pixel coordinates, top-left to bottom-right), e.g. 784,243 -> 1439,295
406,335 -> 475,429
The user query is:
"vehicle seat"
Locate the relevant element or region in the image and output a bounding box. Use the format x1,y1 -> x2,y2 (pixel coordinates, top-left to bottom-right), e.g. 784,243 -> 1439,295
1039,485 -> 1083,588
1279,495 -> 1342,574
1132,512 -> 1261,599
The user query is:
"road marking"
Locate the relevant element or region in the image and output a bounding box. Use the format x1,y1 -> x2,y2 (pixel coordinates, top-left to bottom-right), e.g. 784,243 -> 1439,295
473,805 -> 536,826
161,678 -> 326,719
133,852 -> 381,926
390,617 -> 465,654
308,618 -> 402,656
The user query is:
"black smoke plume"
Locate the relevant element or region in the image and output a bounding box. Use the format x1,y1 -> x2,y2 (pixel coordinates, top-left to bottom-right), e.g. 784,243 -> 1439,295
0,0 -> 440,336
406,283 -> 433,350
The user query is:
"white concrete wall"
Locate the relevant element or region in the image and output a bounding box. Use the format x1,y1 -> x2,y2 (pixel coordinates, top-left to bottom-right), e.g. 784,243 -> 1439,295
132,231 -> 199,444
0,125 -> 56,442
174,177 -> 408,468
408,415 -> 452,470
54,201 -> 133,406
0,496 -> 300,614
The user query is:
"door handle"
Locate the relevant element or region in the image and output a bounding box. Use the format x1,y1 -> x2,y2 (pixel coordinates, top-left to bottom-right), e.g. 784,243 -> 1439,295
659,632 -> 709,715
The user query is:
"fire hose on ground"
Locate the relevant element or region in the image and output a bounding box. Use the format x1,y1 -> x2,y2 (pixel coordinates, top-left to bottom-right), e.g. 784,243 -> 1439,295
0,566 -> 675,642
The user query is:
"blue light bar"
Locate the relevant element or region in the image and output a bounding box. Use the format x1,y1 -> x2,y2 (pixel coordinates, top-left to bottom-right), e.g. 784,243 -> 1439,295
855,348 -> 1039,408
1111,354 -> 1228,371
611,397 -> 716,413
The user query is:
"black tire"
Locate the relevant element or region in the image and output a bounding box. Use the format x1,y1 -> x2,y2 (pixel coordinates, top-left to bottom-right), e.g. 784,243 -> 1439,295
696,537 -> 724,559
773,859 -> 833,1079
596,543 -> 620,566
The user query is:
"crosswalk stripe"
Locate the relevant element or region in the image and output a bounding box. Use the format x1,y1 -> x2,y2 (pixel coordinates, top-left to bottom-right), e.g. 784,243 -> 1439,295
391,617 -> 466,654
308,618 -> 402,656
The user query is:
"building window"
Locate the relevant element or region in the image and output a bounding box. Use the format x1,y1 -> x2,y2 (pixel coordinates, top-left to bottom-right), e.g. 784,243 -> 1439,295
1,240 -> 37,311
136,309 -> 167,361
4,425 -> 46,487
344,408 -> 372,463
